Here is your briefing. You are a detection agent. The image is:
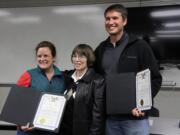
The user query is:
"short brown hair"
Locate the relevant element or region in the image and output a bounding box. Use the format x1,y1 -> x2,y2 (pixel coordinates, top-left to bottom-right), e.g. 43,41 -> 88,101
104,4 -> 128,20
71,44 -> 95,67
35,41 -> 56,58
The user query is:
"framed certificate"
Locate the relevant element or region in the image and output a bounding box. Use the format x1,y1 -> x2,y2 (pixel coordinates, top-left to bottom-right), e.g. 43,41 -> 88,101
136,69 -> 152,111
106,69 -> 152,114
33,94 -> 66,131
0,85 -> 66,133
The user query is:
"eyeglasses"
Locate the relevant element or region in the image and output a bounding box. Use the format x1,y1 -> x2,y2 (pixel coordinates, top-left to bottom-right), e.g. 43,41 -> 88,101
72,55 -> 86,60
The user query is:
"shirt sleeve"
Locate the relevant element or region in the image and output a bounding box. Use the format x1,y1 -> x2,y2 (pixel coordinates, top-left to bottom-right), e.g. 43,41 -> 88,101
17,71 -> 31,87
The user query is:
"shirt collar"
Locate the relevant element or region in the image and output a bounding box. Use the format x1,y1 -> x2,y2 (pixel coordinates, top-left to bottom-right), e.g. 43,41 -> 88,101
106,32 -> 128,47
71,68 -> 95,83
71,71 -> 86,83
37,65 -> 63,76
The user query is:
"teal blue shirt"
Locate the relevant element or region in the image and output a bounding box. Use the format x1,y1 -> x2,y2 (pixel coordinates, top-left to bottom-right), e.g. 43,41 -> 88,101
28,65 -> 65,94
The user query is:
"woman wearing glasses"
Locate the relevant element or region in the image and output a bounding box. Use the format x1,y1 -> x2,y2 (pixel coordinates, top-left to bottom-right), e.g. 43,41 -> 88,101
60,44 -> 105,135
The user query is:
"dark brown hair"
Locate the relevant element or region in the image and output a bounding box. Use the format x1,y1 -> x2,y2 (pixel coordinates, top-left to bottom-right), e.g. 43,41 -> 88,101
35,41 -> 56,58
71,44 -> 95,67
104,4 -> 128,20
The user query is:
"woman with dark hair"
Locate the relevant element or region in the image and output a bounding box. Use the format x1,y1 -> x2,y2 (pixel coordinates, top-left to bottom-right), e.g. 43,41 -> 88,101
16,41 -> 65,135
60,44 -> 105,135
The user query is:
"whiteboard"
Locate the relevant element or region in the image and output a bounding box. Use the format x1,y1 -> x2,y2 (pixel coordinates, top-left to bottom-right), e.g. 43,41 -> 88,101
0,5 -> 105,83
0,2 -> 140,83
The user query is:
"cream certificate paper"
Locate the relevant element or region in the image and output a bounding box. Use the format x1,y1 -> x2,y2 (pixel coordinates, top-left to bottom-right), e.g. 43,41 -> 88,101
136,69 -> 152,111
33,94 -> 66,130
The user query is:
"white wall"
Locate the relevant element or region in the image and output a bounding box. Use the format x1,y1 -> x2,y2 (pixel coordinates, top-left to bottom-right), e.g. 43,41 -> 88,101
0,2 -> 144,83
0,2 -> 180,84
0,4 -> 109,83
154,89 -> 180,118
0,131 -> 16,135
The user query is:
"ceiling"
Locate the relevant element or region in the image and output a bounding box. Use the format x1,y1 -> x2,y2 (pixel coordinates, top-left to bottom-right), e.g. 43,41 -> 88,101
0,0 -> 136,7
0,0 -> 180,8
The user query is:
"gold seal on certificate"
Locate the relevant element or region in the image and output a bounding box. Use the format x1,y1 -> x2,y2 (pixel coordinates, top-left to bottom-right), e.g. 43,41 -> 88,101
136,69 -> 152,111
140,99 -> 144,106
